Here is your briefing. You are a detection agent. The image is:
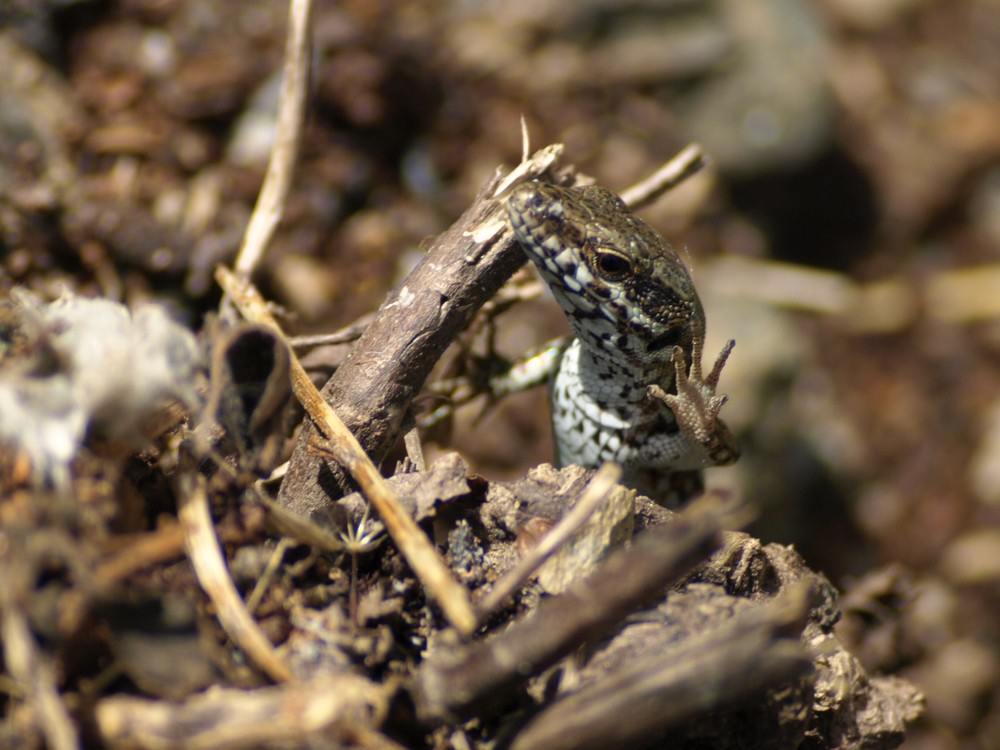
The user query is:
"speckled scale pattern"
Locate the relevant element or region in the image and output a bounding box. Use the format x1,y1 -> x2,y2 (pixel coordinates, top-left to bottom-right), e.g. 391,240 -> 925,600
506,182 -> 730,497
507,183 -> 704,375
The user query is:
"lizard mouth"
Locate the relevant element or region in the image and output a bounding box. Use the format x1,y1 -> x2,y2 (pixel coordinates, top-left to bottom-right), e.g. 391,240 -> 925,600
646,329 -> 685,353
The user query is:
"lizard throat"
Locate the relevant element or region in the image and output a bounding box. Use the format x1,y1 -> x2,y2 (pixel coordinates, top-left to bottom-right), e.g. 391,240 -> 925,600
566,335 -> 676,405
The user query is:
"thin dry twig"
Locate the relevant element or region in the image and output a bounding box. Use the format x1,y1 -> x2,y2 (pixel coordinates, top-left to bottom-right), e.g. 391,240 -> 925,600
619,143 -> 708,210
176,469 -> 293,683
246,538 -> 292,615
254,488 -> 349,553
231,0 -> 313,279
216,266 -> 479,637
0,602 -> 79,750
477,462 -> 622,615
93,522 -> 186,591
95,673 -> 390,750
288,311 -> 375,348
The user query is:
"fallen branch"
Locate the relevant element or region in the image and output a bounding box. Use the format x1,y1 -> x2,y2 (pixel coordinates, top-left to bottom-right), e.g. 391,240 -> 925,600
618,143 -> 707,209
509,584 -> 813,750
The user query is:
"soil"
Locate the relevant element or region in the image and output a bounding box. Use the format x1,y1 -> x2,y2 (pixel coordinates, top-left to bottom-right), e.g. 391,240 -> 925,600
2,1 -> 999,748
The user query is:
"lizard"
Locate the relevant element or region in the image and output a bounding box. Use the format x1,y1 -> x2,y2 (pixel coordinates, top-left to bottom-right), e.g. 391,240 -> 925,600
505,181 -> 739,503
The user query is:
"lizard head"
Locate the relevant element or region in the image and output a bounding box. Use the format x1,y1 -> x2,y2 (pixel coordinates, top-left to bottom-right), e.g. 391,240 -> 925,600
507,182 -> 706,371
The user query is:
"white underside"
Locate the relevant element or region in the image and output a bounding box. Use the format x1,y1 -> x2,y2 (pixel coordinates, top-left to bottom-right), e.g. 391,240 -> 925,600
550,339 -> 700,472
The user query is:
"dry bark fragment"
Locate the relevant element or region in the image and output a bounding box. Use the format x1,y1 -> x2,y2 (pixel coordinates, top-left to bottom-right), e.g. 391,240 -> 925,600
410,495 -> 728,724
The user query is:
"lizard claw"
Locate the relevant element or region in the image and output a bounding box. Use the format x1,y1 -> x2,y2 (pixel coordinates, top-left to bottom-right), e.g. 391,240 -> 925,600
647,343 -> 739,467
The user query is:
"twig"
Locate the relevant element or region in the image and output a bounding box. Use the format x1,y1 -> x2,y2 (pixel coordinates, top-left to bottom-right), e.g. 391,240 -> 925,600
176,469 -> 293,683
288,311 -> 375,348
254,488 -> 350,553
231,0 -> 313,279
92,522 -> 186,591
94,674 -> 390,750
216,266 -> 479,637
477,462 -> 622,615
246,538 -> 292,614
618,144 -> 707,210
0,601 -> 79,750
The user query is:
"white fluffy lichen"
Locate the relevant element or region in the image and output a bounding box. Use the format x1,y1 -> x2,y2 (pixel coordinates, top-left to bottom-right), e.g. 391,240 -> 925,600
0,291 -> 201,488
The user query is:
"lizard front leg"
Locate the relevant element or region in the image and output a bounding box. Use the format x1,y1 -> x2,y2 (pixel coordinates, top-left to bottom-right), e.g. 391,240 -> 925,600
647,339 -> 740,470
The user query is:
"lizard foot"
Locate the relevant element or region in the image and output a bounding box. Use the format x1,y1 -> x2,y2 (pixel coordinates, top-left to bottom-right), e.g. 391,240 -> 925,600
647,341 -> 740,467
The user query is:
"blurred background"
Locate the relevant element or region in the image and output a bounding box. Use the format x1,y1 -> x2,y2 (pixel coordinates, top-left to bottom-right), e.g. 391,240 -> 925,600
1,0 -> 999,746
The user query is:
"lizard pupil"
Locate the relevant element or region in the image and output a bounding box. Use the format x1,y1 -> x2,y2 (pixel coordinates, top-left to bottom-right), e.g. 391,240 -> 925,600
594,252 -> 631,278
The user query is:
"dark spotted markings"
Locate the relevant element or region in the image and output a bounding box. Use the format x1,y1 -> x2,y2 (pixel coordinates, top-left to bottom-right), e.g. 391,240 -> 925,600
506,182 -> 740,504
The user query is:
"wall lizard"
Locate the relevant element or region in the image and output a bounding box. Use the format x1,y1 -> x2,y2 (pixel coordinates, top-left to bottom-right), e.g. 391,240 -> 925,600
506,182 -> 739,502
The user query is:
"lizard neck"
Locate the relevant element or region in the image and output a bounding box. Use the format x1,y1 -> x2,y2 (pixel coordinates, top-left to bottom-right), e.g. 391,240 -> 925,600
553,287 -> 692,394
560,336 -> 673,409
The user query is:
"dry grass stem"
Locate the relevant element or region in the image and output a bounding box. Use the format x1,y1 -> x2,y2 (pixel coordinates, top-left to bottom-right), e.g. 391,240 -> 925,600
0,604 -> 79,750
93,522 -> 186,591
246,538 -> 292,615
231,0 -> 313,279
255,489 -> 350,553
177,470 -> 293,683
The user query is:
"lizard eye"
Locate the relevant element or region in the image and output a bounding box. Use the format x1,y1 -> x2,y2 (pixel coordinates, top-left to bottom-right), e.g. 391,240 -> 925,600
592,251 -> 632,279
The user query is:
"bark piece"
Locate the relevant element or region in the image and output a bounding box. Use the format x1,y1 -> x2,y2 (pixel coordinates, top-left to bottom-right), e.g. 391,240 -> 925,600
411,496 -> 727,724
